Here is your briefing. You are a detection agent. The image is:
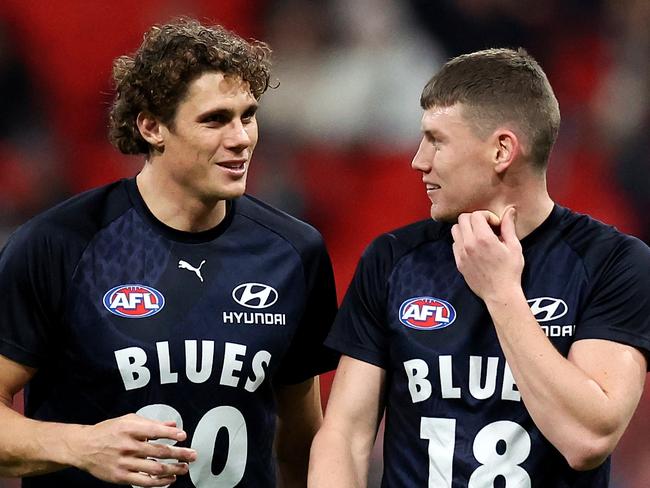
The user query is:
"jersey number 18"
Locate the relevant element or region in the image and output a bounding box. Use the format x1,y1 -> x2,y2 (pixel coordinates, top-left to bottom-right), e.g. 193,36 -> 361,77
421,417 -> 531,487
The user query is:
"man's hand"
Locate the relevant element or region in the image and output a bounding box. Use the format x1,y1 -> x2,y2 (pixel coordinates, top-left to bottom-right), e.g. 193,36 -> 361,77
69,413 -> 197,487
451,207 -> 524,303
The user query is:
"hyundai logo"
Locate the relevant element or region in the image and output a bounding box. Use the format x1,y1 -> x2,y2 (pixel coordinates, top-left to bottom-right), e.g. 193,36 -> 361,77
527,297 -> 568,322
232,283 -> 279,309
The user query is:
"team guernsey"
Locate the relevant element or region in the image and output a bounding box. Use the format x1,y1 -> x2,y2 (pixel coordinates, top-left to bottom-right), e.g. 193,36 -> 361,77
326,205 -> 650,487
0,178 -> 338,487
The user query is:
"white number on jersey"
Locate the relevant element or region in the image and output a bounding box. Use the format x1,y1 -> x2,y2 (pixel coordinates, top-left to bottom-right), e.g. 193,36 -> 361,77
420,417 -> 531,487
134,403 -> 248,488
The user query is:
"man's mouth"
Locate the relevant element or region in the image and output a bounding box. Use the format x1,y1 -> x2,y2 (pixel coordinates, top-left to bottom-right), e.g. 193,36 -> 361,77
217,159 -> 247,170
216,160 -> 247,177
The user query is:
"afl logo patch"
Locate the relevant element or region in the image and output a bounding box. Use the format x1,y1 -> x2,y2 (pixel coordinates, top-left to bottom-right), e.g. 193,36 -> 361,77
399,296 -> 456,330
103,284 -> 165,318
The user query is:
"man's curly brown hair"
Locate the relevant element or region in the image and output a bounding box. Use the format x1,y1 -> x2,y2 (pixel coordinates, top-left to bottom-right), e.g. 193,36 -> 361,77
108,18 -> 272,155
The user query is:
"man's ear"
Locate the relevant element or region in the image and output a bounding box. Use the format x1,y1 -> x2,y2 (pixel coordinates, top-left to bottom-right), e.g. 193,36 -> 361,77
493,129 -> 519,174
136,112 -> 166,151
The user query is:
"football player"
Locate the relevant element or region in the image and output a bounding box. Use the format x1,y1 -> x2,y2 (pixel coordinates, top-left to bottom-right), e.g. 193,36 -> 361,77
0,18 -> 337,487
309,48 -> 650,487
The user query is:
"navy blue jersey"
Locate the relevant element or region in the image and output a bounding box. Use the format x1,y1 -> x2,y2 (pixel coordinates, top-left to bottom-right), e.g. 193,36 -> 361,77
326,204 -> 650,488
0,178 -> 338,488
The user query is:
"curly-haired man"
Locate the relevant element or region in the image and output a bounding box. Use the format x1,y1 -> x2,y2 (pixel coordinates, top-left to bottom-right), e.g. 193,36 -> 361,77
0,18 -> 338,488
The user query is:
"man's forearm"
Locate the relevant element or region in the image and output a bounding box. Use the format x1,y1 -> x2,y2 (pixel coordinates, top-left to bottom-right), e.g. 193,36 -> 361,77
309,427 -> 370,488
0,404 -> 196,484
486,289 -> 643,469
0,402 -> 81,477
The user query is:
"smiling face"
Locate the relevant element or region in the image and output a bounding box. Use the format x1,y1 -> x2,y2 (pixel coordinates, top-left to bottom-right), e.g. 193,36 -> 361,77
153,71 -> 259,202
411,103 -> 499,222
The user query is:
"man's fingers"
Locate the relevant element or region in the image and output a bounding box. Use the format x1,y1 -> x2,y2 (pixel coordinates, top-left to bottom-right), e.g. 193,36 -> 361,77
457,212 -> 473,240
123,457 -> 190,479
458,211 -> 499,235
451,223 -> 462,246
451,239 -> 463,269
499,205 -> 516,224
119,459 -> 184,487
500,206 -> 518,245
474,210 -> 501,228
142,442 -> 197,463
124,471 -> 178,488
470,211 -> 503,240
131,421 -> 187,442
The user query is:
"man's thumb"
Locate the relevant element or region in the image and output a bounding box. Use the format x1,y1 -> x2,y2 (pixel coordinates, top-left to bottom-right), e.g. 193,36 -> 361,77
501,206 -> 518,242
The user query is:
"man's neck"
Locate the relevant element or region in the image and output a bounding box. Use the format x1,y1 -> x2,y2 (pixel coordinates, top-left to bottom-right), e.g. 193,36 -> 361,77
135,167 -> 227,233
511,197 -> 555,239
489,186 -> 554,240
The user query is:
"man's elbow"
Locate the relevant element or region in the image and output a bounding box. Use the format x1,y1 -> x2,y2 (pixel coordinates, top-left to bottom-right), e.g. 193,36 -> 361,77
309,425 -> 358,473
309,426 -> 334,464
562,434 -> 616,471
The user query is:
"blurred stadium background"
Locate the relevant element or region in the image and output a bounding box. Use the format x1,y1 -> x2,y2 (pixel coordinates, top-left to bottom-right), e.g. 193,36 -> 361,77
0,0 -> 648,486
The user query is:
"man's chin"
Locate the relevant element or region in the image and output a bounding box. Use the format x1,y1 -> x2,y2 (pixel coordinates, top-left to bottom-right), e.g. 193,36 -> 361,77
224,188 -> 246,200
199,185 -> 246,204
219,181 -> 247,200
430,207 -> 457,224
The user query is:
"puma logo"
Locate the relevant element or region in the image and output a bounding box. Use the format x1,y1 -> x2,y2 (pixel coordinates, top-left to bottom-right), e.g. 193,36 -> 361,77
178,259 -> 206,282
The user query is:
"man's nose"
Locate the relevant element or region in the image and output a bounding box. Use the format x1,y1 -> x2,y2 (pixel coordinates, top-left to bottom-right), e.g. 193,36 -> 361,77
411,139 -> 431,172
224,120 -> 252,149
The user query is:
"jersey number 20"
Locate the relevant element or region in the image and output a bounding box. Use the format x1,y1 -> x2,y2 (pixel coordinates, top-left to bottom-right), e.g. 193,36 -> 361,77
136,403 -> 247,488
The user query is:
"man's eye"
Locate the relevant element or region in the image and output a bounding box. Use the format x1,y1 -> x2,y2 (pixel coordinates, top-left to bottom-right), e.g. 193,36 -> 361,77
207,115 -> 228,124
242,112 -> 256,124
201,112 -> 231,125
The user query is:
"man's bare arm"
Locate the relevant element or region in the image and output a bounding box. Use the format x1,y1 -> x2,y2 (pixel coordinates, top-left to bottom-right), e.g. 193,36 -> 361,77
452,209 -> 647,469
309,356 -> 385,488
0,354 -> 197,485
